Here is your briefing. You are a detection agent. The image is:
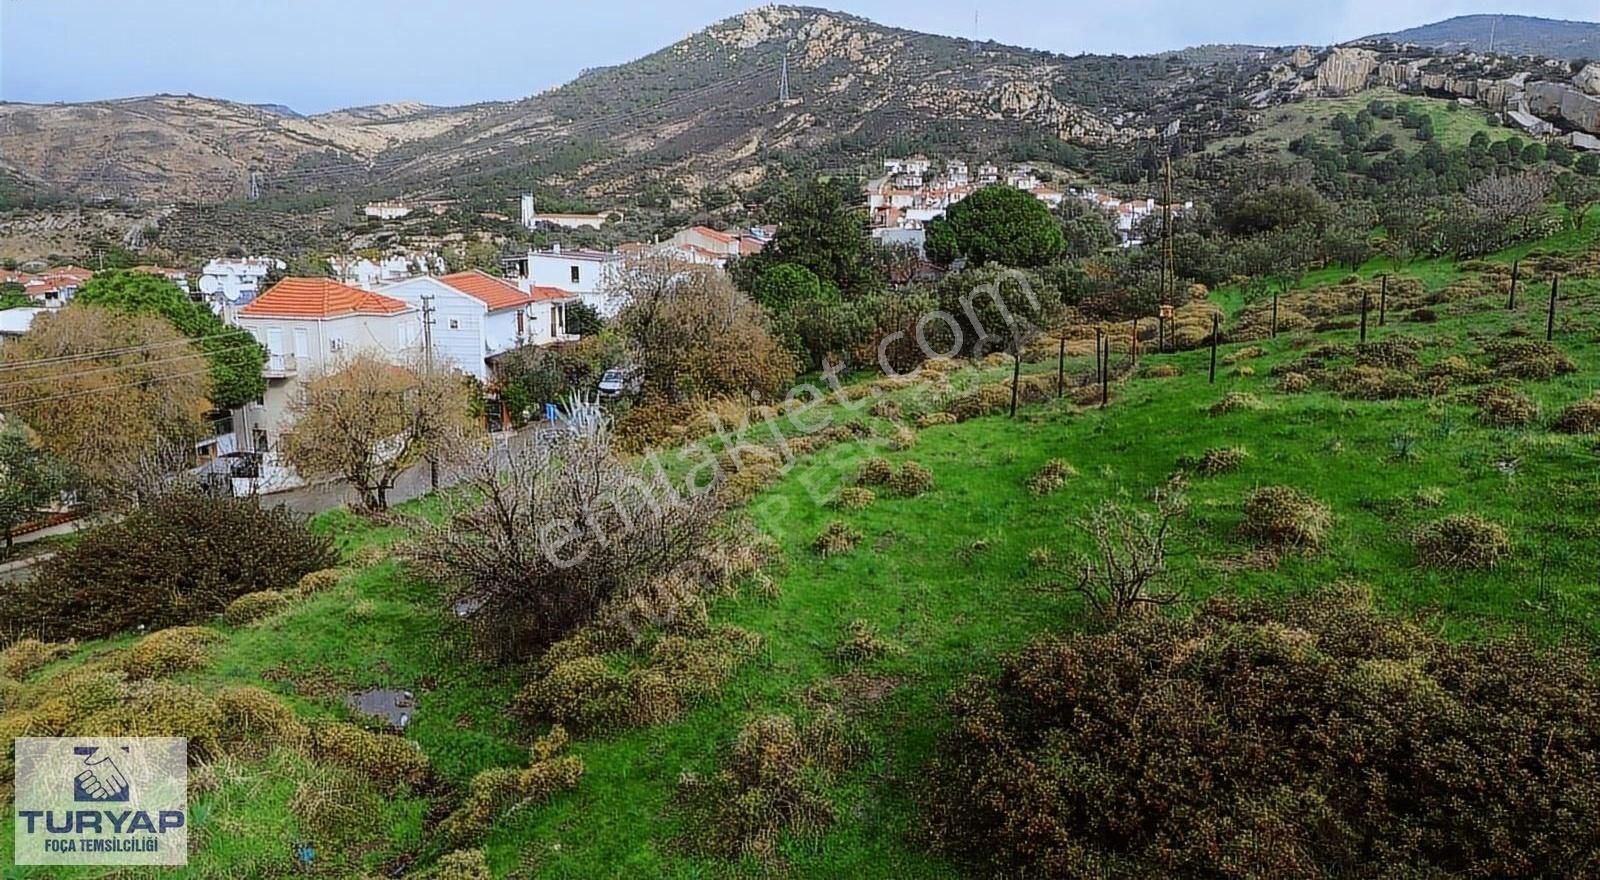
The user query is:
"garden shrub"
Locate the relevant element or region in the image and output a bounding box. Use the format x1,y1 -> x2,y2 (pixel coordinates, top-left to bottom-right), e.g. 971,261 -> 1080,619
1208,392 -> 1263,416
1412,514 -> 1512,570
3,494 -> 334,641
1553,396 -> 1600,434
676,711 -> 861,860
222,591 -> 292,626
891,461 -> 935,497
813,521 -> 863,557
308,721 -> 430,791
924,585 -> 1600,878
439,726 -> 583,843
121,626 -> 223,680
1240,486 -> 1332,550
831,487 -> 875,511
1029,459 -> 1076,495
1474,386 -> 1539,427
0,639 -> 73,680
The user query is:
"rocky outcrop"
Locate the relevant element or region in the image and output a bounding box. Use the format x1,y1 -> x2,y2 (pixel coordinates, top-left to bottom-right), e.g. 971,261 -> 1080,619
1313,48 -> 1380,96
1576,63 -> 1600,97
1528,81 -> 1600,134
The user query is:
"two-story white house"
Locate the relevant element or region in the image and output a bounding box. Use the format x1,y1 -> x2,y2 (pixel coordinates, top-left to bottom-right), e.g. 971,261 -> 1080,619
230,278 -> 419,484
377,271 -> 577,383
502,245 -> 625,316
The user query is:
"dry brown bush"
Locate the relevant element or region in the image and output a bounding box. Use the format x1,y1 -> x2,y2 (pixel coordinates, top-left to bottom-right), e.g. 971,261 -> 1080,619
1474,386 -> 1539,427
813,521 -> 863,557
1412,514 -> 1512,570
1240,486 -> 1332,551
1029,459 -> 1077,495
1553,396 -> 1600,434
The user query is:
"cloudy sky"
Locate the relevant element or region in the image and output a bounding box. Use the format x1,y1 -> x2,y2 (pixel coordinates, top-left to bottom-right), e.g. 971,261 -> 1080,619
0,0 -> 1594,113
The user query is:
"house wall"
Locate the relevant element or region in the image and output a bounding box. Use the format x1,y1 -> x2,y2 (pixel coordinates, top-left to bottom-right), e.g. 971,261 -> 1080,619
380,278 -> 488,380
526,253 -> 622,316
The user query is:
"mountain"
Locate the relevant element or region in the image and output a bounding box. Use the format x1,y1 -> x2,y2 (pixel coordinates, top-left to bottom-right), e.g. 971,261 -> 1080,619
1365,14 -> 1600,59
0,6 -> 1285,207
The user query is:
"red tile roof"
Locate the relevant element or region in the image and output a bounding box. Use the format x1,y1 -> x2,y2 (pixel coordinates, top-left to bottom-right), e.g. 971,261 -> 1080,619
528,286 -> 576,303
437,270 -> 532,312
691,226 -> 736,244
241,278 -> 411,319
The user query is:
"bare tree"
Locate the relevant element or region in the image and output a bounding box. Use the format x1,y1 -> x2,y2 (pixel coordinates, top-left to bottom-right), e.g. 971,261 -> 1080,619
279,351 -> 474,510
1468,170 -> 1552,238
409,403 -> 724,661
1046,479 -> 1188,620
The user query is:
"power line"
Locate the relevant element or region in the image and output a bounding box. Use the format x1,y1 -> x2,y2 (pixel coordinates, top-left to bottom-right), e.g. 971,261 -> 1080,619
0,367 -> 217,409
0,329 -> 257,374
0,341 -> 259,394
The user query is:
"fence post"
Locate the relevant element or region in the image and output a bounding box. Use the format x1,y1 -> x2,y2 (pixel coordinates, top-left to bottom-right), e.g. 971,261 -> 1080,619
1130,318 -> 1138,364
1378,273 -> 1388,327
1508,259 -> 1520,310
1208,313 -> 1219,384
1547,275 -> 1560,342
1100,335 -> 1109,408
1359,289 -> 1370,343
1009,347 -> 1022,418
1271,292 -> 1278,338
1056,335 -> 1065,400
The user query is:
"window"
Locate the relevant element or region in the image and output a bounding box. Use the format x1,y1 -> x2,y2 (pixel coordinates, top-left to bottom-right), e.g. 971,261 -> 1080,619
570,265 -> 581,284
516,310 -> 525,336
448,318 -> 460,330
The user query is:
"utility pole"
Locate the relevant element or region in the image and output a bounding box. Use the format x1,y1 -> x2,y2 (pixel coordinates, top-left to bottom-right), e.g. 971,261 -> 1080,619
778,53 -> 790,102
420,293 -> 439,490
1161,156 -> 1176,311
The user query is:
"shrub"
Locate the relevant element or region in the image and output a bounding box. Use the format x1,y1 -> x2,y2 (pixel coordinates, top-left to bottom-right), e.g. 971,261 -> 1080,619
1407,307 -> 1439,323
438,727 -> 583,843
309,721 -> 430,791
408,850 -> 492,880
1188,446 -> 1247,476
676,712 -> 860,860
813,521 -> 863,557
1208,392 -> 1263,416
869,398 -> 902,420
1412,514 -> 1512,570
1355,339 -> 1422,370
222,591 -> 293,626
888,426 -> 918,451
1221,345 -> 1265,364
924,586 -> 1600,878
834,619 -> 891,664
853,457 -> 895,486
1232,365 -> 1255,377
70,680 -> 225,756
1240,486 -> 1332,550
1276,371 -> 1312,393
3,494 -> 334,641
891,461 -> 935,497
518,656 -> 632,732
1474,386 -> 1539,427
294,567 -> 346,596
215,686 -> 309,747
0,639 -> 74,680
1029,459 -> 1076,495
1553,396 -> 1600,434
121,626 -> 223,680
1486,340 -> 1576,380
1142,363 -> 1183,378
915,412 -> 957,428
1330,366 -> 1422,400
831,487 -> 876,511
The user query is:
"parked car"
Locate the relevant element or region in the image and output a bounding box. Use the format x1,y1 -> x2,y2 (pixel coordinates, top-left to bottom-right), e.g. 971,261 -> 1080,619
597,366 -> 643,399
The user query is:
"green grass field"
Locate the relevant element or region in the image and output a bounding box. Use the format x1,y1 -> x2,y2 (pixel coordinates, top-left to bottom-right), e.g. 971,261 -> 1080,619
5,215 -> 1600,878
1208,86 -> 1504,157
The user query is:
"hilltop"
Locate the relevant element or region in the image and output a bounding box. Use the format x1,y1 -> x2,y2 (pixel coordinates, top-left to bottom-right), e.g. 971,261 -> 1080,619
1365,14 -> 1600,59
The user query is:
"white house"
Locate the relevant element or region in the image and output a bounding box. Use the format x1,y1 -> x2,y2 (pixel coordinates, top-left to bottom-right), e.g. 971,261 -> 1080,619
0,307 -> 46,349
503,245 -> 625,316
230,278 -> 419,484
377,271 -> 577,383
364,201 -> 413,221
519,193 -> 610,230
200,257 -> 283,305
328,254 -> 444,290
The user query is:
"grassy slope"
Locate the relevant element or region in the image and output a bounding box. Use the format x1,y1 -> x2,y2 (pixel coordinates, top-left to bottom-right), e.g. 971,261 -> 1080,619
1209,86 -> 1502,157
5,215 -> 1600,878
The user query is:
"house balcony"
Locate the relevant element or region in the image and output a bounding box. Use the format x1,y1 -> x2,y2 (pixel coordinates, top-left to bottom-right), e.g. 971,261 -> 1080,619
263,353 -> 298,378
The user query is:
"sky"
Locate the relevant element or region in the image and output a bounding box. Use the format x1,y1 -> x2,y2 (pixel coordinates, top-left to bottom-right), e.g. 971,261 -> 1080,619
1,0 -> 1596,114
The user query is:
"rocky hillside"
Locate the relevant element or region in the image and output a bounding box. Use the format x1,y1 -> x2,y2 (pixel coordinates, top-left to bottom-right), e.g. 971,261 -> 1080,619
0,6 -> 1285,206
1365,14 -> 1600,60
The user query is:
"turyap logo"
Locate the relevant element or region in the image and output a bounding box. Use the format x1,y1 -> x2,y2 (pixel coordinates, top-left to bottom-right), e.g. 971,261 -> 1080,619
72,745 -> 131,803
12,737 -> 188,866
